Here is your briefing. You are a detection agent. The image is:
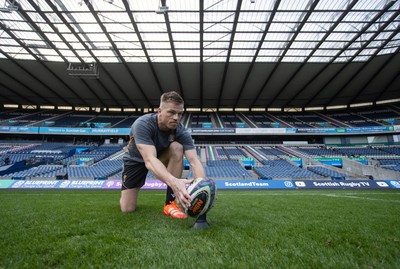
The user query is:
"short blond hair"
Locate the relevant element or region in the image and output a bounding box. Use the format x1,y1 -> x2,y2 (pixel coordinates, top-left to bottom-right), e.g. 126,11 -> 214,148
160,91 -> 184,108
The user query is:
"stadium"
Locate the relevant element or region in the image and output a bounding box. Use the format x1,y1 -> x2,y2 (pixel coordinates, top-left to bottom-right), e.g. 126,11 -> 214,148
0,0 -> 399,268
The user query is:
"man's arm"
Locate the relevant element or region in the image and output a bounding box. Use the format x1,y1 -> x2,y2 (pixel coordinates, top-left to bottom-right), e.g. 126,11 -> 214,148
136,143 -> 192,209
185,148 -> 206,179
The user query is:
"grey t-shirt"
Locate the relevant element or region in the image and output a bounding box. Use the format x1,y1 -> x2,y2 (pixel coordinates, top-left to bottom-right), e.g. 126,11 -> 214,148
123,113 -> 194,164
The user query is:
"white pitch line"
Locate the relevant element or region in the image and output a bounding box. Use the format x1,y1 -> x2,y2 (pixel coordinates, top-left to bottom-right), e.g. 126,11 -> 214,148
6,190 -> 400,203
319,193 -> 400,203
212,191 -> 400,203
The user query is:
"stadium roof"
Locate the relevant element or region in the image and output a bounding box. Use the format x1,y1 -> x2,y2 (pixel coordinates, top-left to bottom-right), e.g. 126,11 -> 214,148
0,0 -> 399,111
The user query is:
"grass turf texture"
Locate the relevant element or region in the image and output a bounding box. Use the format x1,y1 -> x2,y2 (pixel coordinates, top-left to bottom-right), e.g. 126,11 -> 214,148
0,189 -> 399,269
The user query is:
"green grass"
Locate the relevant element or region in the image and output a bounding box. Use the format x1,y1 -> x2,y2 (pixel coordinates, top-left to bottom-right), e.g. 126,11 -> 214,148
0,189 -> 399,269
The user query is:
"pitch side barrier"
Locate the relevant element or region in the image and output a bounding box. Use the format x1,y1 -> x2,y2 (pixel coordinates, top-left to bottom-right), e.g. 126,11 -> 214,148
0,125 -> 399,136
1,179 -> 399,190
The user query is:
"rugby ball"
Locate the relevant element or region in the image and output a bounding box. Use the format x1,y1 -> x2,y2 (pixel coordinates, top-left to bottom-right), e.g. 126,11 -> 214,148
186,177 -> 216,218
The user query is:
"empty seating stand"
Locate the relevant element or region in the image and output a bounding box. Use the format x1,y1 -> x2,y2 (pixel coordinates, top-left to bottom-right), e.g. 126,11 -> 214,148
307,166 -> 349,179
188,159 -> 253,179
253,159 -> 320,180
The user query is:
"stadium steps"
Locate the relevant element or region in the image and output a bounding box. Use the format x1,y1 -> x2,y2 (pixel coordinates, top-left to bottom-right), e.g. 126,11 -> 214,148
108,150 -> 125,160
237,113 -> 258,128
354,113 -> 385,127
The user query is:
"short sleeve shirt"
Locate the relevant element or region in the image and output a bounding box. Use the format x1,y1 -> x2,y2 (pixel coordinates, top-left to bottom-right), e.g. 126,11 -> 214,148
123,113 -> 194,164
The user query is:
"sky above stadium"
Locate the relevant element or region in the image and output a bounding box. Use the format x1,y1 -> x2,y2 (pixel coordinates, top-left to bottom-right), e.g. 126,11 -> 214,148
0,0 -> 399,63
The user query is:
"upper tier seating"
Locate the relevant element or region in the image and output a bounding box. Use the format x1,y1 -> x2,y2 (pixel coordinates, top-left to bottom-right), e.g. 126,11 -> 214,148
244,114 -> 277,128
0,105 -> 399,129
112,115 -> 141,128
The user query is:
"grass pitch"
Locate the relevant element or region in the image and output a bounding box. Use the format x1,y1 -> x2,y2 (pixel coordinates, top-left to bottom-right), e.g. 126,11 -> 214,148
0,189 -> 399,269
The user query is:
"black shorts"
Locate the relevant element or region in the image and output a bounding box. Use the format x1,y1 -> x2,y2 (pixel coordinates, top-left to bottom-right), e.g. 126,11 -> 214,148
121,161 -> 148,190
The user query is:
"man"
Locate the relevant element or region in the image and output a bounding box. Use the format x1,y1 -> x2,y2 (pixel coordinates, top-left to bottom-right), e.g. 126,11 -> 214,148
120,91 -> 206,219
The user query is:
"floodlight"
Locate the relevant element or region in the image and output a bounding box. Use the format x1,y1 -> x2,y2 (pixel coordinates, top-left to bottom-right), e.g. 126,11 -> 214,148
67,62 -> 99,79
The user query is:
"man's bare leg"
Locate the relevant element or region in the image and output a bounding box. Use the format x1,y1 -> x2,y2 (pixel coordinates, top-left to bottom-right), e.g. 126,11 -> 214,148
120,187 -> 140,213
160,142 -> 187,219
165,141 -> 184,178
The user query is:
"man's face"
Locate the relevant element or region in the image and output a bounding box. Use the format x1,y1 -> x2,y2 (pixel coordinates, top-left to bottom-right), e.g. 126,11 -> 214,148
157,101 -> 184,131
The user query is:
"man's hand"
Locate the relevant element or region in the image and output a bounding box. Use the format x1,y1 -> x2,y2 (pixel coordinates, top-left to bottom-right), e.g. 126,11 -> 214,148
170,178 -> 194,210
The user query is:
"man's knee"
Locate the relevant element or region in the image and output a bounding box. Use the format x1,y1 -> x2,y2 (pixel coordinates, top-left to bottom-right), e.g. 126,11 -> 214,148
120,197 -> 137,213
169,142 -> 183,158
120,189 -> 138,213
120,203 -> 136,213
